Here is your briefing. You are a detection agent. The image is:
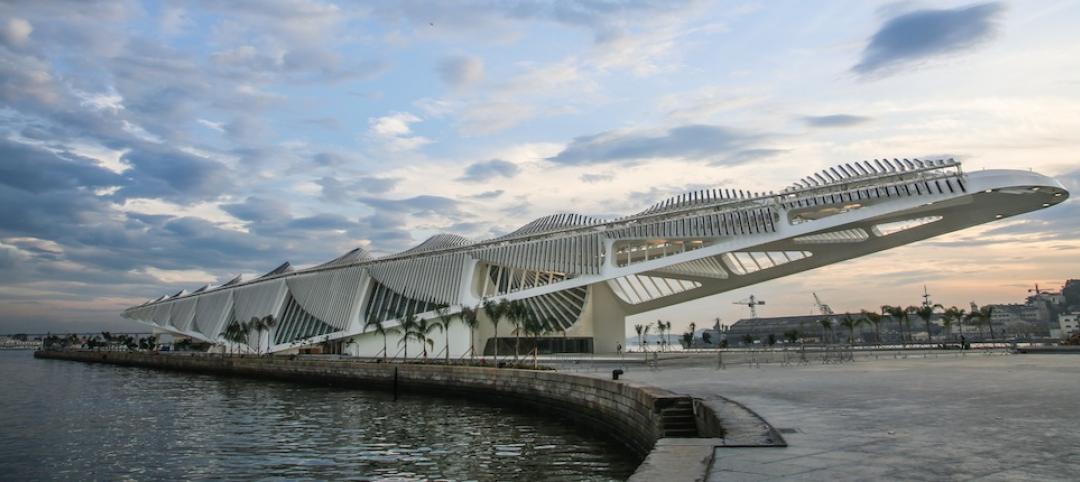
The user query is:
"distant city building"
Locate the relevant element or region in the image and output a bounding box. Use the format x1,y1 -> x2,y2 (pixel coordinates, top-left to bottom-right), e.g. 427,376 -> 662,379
1054,313 -> 1079,339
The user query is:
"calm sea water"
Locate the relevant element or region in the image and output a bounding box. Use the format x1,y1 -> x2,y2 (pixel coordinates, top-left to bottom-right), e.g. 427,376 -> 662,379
0,351 -> 635,481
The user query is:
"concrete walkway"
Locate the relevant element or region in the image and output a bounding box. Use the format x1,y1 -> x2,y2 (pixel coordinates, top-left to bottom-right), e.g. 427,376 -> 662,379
588,353 -> 1080,481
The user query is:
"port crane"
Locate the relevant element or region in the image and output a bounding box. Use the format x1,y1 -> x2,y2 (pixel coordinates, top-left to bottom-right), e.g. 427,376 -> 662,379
812,292 -> 834,316
734,295 -> 765,318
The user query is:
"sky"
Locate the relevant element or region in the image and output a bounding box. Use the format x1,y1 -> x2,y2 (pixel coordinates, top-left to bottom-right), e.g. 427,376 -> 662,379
1,0 -> 1078,335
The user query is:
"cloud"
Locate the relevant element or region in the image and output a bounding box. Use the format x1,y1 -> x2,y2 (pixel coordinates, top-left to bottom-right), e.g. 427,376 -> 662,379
286,213 -> 355,231
802,114 -> 872,128
118,145 -> 232,203
438,55 -> 484,88
468,190 -> 504,199
317,175 -> 399,202
221,196 -> 291,223
0,140 -> 125,194
580,173 -> 615,183
358,195 -> 462,217
367,112 -> 431,151
854,3 -> 1004,76
458,159 -> 520,182
369,1 -> 686,40
1,18 -> 33,47
548,124 -> 772,166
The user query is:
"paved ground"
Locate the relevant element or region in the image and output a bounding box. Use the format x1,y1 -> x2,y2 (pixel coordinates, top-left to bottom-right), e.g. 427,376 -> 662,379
585,352 -> 1080,481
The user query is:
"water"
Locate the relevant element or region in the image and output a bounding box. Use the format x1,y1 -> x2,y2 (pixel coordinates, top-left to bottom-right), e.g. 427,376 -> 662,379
0,351 -> 636,481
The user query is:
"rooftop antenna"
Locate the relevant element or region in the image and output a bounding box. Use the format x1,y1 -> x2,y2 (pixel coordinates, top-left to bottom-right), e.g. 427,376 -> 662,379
734,295 -> 766,318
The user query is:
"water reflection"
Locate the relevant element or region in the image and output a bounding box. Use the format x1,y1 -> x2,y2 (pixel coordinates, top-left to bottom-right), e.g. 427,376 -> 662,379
0,352 -> 635,481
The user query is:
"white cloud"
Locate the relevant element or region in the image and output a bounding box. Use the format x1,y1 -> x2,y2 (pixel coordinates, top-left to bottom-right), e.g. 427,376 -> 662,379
3,237 -> 64,254
367,112 -> 431,150
115,198 -> 247,232
0,18 -> 32,46
74,88 -> 124,112
198,119 -> 226,132
120,120 -> 163,144
140,267 -> 218,284
67,143 -> 131,175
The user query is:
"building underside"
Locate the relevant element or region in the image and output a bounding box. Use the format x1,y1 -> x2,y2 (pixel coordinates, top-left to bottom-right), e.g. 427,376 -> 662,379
123,159 -> 1069,355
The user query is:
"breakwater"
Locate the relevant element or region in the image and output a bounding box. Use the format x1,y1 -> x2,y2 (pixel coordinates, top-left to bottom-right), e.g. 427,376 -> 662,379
34,350 -> 714,464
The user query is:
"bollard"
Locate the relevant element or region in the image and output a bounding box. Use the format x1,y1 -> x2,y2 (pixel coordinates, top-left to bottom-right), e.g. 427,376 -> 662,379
612,369 -> 624,380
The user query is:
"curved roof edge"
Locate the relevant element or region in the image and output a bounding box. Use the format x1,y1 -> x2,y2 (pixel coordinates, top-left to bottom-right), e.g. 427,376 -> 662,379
316,247 -> 373,268
396,234 -> 473,256
494,213 -> 605,240
785,158 -> 958,191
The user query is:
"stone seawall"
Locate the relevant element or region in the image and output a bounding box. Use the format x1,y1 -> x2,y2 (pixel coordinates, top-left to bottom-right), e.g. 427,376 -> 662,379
34,350 -> 696,461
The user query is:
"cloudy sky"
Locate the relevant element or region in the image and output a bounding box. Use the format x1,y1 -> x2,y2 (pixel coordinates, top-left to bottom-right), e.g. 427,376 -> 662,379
1,0 -> 1078,335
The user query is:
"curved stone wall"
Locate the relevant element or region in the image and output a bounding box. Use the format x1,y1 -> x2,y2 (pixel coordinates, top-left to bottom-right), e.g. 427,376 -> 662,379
34,351 -> 696,460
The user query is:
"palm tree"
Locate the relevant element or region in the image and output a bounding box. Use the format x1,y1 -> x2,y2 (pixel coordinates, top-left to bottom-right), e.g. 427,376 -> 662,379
634,324 -> 645,351
967,305 -> 997,340
363,314 -> 389,361
524,311 -> 546,357
220,320 -> 243,355
839,314 -> 861,345
417,316 -> 440,359
941,307 -> 965,341
861,310 -> 883,344
240,320 -> 254,353
261,315 -> 277,354
818,317 -> 833,344
965,310 -> 985,339
682,322 -> 699,347
481,299 -> 505,365
248,315 -> 277,355
246,317 -> 263,354
642,322 -> 652,352
882,305 -> 908,345
459,305 -> 480,360
783,329 -> 800,344
980,305 -> 997,340
661,320 -> 673,351
506,300 -> 530,361
434,306 -> 455,363
396,311 -> 419,360
910,304 -> 942,342
652,319 -> 660,350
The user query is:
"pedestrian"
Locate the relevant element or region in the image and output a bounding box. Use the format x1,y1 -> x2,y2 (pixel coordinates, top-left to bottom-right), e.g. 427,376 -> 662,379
616,343 -> 623,355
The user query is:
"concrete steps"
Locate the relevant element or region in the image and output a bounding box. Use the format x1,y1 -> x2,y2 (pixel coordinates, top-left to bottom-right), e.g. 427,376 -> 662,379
660,398 -> 698,437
